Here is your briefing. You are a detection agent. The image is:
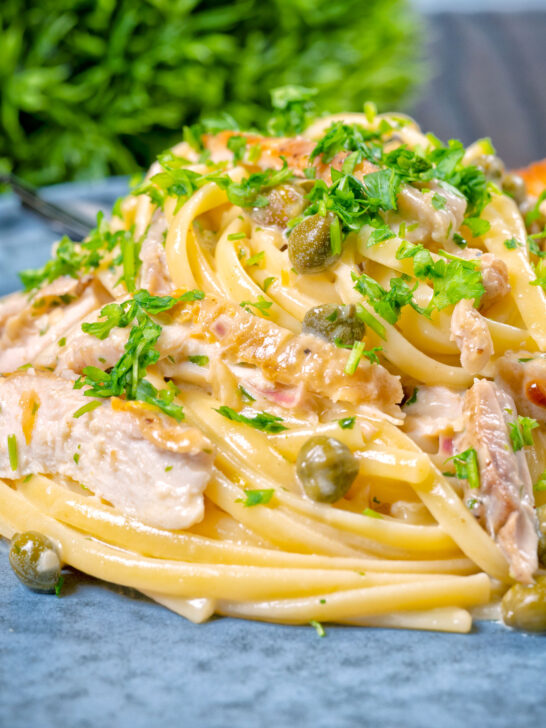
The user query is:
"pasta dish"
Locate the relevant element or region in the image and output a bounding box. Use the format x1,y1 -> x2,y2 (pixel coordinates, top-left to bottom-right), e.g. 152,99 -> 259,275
1,95 -> 546,633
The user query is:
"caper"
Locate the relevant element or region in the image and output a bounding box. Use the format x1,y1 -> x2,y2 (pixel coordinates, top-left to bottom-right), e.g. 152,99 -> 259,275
296,436 -> 359,503
288,213 -> 340,274
302,304 -> 365,347
9,531 -> 62,592
473,154 -> 505,182
502,172 -> 527,206
501,576 -> 546,631
251,184 -> 306,227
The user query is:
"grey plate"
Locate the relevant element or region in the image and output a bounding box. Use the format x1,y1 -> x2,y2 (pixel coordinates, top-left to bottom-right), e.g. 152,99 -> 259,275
0,180 -> 544,728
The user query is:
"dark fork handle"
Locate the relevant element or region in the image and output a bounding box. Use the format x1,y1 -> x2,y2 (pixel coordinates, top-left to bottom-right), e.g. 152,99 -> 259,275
1,173 -> 95,241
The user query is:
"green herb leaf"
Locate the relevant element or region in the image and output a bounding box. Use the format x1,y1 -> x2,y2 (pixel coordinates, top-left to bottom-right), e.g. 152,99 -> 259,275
240,296 -> 273,317
215,406 -> 288,433
310,620 -> 326,637
338,417 -> 356,429
446,448 -> 480,489
7,434 -> 18,471
73,400 -> 102,419
534,471 -> 546,492
362,507 -> 383,518
188,355 -> 209,367
238,489 -> 274,507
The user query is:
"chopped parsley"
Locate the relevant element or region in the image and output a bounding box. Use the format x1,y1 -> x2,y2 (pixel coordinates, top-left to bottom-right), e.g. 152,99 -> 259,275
263,276 -> 276,293
188,355 -> 209,367
54,575 -> 64,598
404,388 -> 418,406
227,232 -> 246,241
445,448 -> 480,489
508,416 -> 539,452
310,620 -> 326,638
7,434 -> 18,471
73,400 -> 102,419
245,251 -> 265,268
463,217 -> 491,238
362,507 -> 383,519
431,193 -> 446,210
215,406 -> 288,433
338,417 -> 356,429
237,489 -> 275,507
355,304 -> 386,340
395,241 -> 484,312
238,385 -> 255,402
534,471 -> 546,492
344,342 -> 382,374
58,337 -> 66,347
240,297 -> 273,317
503,237 -> 519,250
73,453 -> 80,465
19,213 -> 139,293
77,290 -> 203,421
226,135 -> 247,164
352,271 -> 426,325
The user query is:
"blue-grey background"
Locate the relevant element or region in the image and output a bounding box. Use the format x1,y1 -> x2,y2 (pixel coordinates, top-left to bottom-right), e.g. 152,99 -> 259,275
2,6 -> 546,726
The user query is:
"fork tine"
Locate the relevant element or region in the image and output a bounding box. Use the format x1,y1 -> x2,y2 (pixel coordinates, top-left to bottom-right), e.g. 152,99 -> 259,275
1,173 -> 95,241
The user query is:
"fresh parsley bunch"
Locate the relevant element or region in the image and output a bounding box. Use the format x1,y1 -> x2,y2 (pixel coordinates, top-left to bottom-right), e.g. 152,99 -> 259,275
0,0 -> 424,186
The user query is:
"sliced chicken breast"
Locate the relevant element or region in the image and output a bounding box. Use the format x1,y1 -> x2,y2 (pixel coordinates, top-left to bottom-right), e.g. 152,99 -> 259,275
0,372 -> 213,530
457,379 -> 538,583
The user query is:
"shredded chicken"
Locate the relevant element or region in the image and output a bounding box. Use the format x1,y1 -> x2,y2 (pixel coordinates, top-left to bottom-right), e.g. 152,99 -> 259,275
450,299 -> 494,374
396,181 -> 467,250
138,211 -> 172,296
0,372 -> 213,530
43,294 -> 402,417
496,352 -> 546,423
457,379 -> 538,583
459,249 -> 510,312
0,277 -> 110,374
403,386 -> 464,453
193,297 -> 403,416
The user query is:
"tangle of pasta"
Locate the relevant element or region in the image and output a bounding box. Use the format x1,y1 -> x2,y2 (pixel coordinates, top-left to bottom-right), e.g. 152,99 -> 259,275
1,104 -> 546,633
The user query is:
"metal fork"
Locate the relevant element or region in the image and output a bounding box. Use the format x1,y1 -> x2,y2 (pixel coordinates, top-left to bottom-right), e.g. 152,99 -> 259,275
0,173 -> 95,241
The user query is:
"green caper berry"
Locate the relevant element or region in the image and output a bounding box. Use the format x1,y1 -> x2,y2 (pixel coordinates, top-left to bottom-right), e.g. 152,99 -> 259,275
288,213 -> 340,274
473,154 -> 505,182
501,576 -> 546,632
9,531 -> 62,592
502,173 -> 527,206
296,436 -> 359,503
302,304 -> 365,347
251,184 -> 306,228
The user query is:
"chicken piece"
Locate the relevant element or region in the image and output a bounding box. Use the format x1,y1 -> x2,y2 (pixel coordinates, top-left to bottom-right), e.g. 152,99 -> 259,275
0,277 -> 110,374
0,372 -> 213,530
396,181 -> 467,250
458,379 -> 538,583
138,210 -> 173,296
496,352 -> 546,423
51,293 -> 402,416
194,297 -> 403,416
450,299 -> 494,374
459,249 -> 510,312
403,386 -> 464,453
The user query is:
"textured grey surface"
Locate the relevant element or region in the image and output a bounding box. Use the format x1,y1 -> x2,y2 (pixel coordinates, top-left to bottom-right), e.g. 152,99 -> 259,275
0,537 -> 545,728
411,12 -> 546,168
1,182 -> 546,728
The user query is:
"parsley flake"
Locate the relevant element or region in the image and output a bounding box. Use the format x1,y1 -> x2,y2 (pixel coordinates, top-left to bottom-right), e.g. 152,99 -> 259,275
215,406 -> 288,433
